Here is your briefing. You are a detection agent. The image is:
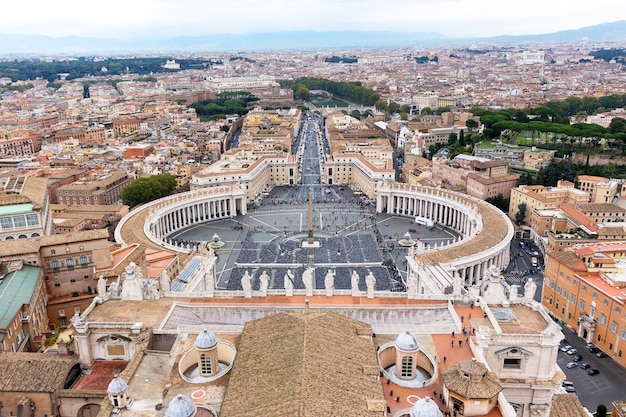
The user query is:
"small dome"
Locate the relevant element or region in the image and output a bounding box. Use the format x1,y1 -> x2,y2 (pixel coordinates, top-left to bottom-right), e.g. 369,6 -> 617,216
410,396 -> 443,417
195,329 -> 218,349
107,376 -> 128,394
395,331 -> 420,352
167,394 -> 196,417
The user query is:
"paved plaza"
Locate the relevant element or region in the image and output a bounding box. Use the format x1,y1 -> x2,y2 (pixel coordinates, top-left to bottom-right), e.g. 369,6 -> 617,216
172,185 -> 461,292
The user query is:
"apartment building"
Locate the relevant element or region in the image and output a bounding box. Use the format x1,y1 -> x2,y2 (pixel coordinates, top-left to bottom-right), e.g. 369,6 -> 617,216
56,170 -> 131,206
508,181 -> 590,225
544,242 -> 626,368
0,264 -> 49,353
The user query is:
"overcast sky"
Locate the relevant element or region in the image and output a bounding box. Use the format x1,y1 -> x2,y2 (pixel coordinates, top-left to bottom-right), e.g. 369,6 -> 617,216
5,0 -> 626,39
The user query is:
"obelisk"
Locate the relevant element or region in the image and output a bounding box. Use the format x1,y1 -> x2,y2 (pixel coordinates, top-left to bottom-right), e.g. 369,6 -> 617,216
307,191 -> 314,244
302,190 -> 320,248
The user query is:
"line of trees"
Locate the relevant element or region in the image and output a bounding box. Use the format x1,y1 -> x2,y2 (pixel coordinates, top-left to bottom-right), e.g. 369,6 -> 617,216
284,77 -> 380,106
0,57 -> 220,82
190,92 -> 259,120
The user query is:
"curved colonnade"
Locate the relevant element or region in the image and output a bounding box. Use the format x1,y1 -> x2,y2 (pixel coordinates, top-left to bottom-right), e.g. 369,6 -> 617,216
116,182 -> 514,291
115,185 -> 247,253
376,183 -> 514,287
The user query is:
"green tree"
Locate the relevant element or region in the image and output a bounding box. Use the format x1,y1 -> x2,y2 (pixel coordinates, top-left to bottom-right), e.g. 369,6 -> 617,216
515,203 -> 527,225
465,119 -> 478,132
447,133 -> 458,145
596,405 -> 607,417
291,83 -> 310,101
436,106 -> 451,115
421,107 -> 432,115
387,102 -> 400,114
400,104 -> 412,114
459,130 -> 465,146
121,174 -> 177,208
609,117 -> 626,134
485,193 -> 510,212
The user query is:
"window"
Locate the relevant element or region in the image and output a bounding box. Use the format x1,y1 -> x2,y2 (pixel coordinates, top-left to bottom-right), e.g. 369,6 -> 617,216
563,290 -> 568,299
65,247 -> 70,253
570,294 -> 575,304
582,285 -> 587,291
51,249 -> 56,255
74,307 -> 81,314
51,259 -> 59,269
599,313 -> 606,325
54,283 -> 61,288
79,245 -> 84,251
611,322 -> 618,333
617,306 -> 622,314
578,299 -> 585,310
12,215 -> 26,228
401,356 -> 414,378
200,353 -> 212,375
593,292 -> 598,299
603,299 -> 609,306
66,257 -> 74,267
80,255 -> 87,265
566,275 -> 571,282
573,279 -> 578,285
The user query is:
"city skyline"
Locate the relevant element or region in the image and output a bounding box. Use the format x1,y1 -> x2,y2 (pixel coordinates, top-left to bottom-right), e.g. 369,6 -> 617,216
4,0 -> 626,40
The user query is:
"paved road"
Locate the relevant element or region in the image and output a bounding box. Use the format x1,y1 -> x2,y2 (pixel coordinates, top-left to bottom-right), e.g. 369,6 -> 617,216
557,325 -> 626,412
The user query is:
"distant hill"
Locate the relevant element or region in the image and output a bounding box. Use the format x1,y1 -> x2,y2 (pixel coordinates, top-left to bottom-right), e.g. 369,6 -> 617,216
0,21 -> 625,55
487,20 -> 626,44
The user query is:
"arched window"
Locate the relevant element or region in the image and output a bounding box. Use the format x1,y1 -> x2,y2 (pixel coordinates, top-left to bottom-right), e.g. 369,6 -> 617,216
66,257 -> 74,267
80,255 -> 88,265
31,233 -> 40,237
401,356 -> 414,378
52,259 -> 59,269
18,234 -> 27,239
200,353 -> 212,376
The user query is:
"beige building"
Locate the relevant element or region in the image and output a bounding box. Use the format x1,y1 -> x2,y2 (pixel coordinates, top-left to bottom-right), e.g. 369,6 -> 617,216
191,149 -> 298,202
509,181 -> 589,225
0,229 -> 112,329
0,264 -> 49,353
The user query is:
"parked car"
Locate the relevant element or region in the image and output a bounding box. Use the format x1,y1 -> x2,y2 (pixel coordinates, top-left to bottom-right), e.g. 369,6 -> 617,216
560,345 -> 572,352
596,352 -> 607,358
580,363 -> 591,369
572,355 -> 583,362
566,362 -> 578,369
588,369 -> 600,375
562,381 -> 576,393
567,348 -> 578,355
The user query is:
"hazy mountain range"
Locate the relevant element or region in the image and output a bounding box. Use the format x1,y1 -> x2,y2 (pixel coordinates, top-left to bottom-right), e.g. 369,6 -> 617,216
1,20 -> 625,55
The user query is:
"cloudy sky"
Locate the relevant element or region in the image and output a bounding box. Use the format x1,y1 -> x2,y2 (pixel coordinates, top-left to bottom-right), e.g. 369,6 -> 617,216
5,0 -> 626,39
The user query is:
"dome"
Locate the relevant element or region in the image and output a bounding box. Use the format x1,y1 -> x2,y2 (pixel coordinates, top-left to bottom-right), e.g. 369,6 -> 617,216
107,376 -> 128,394
167,394 -> 196,417
395,331 -> 420,352
195,329 -> 218,349
410,396 -> 442,417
